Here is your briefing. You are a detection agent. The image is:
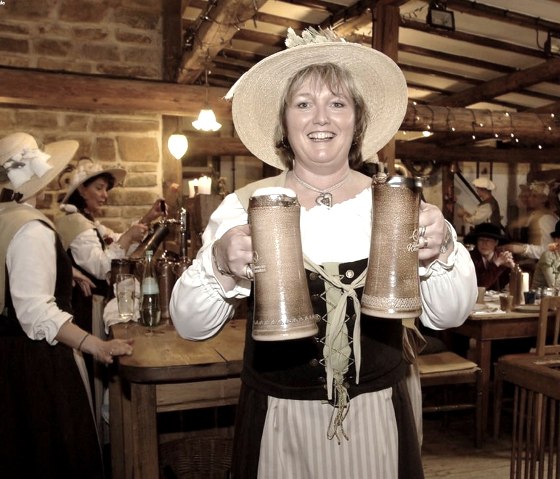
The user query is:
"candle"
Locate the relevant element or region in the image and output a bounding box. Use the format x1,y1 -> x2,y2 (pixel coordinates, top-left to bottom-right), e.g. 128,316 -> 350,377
188,179 -> 198,198
198,176 -> 212,195
521,272 -> 530,304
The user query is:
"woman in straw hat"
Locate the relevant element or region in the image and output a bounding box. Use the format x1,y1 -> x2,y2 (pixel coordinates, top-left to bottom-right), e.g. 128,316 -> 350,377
170,28 -> 477,478
532,220 -> 560,290
501,181 -> 558,261
0,132 -> 133,478
56,157 -> 164,333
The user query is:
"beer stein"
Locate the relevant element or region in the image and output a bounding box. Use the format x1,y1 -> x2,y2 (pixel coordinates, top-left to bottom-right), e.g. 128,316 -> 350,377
361,173 -> 423,319
249,188 -> 319,341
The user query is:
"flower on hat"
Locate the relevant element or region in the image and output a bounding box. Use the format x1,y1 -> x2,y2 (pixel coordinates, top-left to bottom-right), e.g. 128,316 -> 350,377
285,27 -> 343,48
1,147 -> 52,188
529,181 -> 550,197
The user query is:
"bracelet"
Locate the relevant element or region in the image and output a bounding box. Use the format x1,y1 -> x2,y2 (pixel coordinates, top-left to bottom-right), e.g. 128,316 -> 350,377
212,242 -> 235,277
439,224 -> 453,254
77,332 -> 90,351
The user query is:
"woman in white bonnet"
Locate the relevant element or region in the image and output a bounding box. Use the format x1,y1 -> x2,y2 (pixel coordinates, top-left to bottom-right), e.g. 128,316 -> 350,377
171,29 -> 477,479
0,132 -> 133,478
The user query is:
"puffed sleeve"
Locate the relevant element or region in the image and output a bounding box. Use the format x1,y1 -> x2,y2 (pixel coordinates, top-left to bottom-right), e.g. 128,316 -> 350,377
418,224 -> 478,330
170,193 -> 252,340
69,227 -> 125,280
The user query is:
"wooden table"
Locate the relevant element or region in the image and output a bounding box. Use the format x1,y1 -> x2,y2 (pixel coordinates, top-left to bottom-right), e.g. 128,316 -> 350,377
449,306 -> 540,435
108,319 -> 246,479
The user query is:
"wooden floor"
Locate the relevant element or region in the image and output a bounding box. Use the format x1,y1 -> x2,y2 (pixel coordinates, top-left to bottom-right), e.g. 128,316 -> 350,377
422,413 -> 512,479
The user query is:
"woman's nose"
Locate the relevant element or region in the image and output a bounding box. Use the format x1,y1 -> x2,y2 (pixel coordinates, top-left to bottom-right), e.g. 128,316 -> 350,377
313,105 -> 329,125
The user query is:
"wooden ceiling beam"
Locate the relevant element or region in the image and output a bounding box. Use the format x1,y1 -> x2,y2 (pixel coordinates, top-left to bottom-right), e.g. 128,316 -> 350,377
447,0 -> 560,33
2,67 -> 558,141
430,57 -> 560,107
401,19 -> 545,59
184,136 -> 560,165
0,67 -> 230,118
176,0 -> 268,84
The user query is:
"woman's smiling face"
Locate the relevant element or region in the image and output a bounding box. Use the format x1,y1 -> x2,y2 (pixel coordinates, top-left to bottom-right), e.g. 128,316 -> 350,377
285,76 -> 355,170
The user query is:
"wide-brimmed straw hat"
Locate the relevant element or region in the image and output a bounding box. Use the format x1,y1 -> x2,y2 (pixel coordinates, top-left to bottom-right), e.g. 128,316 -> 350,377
464,223 -> 508,245
61,159 -> 126,204
226,28 -> 408,170
0,132 -> 78,202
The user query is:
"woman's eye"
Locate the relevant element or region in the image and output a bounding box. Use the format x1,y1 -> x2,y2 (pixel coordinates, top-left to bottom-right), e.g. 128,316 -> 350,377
296,101 -> 309,109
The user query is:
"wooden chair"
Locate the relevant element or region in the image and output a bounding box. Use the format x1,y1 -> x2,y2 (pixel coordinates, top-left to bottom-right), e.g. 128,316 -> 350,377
492,296 -> 560,478
418,350 -> 483,448
493,296 -> 560,439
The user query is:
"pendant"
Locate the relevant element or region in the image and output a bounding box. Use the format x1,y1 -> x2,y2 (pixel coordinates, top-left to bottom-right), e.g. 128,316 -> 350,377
316,192 -> 332,208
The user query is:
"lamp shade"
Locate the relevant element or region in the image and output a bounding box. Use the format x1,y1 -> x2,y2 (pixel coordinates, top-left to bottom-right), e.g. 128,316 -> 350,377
167,133 -> 189,160
192,108 -> 222,132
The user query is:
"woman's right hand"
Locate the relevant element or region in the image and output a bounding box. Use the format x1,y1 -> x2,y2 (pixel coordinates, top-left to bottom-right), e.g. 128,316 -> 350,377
117,223 -> 149,251
212,224 -> 253,280
83,336 -> 134,365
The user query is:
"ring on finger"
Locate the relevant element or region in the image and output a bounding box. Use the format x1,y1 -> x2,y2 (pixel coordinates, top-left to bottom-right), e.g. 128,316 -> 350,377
418,225 -> 426,237
110,350 -> 113,356
245,264 -> 254,280
420,236 -> 428,249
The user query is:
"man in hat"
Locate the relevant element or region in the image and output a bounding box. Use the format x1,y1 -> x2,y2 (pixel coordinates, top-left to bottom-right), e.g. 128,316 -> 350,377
465,222 -> 515,291
170,27 -> 477,479
0,132 -> 133,478
458,176 -> 502,230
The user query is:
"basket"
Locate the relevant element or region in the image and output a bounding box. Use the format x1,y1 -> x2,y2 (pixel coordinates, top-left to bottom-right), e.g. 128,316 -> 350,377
159,431 -> 233,479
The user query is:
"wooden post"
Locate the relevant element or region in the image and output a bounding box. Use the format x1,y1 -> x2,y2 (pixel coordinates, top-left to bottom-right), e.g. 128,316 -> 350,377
372,2 -> 400,174
185,194 -> 223,258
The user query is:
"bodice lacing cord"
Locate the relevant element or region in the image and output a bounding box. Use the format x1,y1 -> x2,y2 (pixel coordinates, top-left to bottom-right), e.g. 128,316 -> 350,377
303,256 -> 367,443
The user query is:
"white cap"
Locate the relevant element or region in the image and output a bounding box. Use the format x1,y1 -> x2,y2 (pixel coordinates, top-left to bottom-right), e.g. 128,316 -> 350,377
473,177 -> 495,191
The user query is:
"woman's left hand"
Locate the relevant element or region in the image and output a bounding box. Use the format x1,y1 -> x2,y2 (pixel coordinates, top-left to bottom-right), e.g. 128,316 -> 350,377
417,201 -> 452,263
72,267 -> 96,297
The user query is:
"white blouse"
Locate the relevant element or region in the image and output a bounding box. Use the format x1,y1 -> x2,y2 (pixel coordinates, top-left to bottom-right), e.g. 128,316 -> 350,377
7,219 -> 72,344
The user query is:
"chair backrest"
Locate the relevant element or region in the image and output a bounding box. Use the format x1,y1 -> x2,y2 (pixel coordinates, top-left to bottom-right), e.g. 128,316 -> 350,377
536,295 -> 560,356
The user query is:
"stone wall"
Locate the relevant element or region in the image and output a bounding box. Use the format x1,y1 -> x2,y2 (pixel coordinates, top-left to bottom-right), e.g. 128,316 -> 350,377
0,0 -> 164,232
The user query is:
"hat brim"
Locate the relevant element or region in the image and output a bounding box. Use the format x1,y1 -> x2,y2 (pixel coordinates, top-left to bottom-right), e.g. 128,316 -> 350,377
3,140 -> 79,202
464,231 -> 508,245
61,167 -> 126,204
230,41 -> 408,170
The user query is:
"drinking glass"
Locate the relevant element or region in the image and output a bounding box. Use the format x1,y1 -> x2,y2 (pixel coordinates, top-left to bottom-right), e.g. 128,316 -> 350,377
116,273 -> 135,321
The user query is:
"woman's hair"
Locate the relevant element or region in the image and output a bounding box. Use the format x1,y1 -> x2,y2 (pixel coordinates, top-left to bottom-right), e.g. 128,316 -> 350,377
67,172 -> 116,218
274,62 -> 369,170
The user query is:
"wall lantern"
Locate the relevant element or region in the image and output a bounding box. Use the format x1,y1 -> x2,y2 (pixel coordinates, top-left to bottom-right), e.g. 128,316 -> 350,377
427,1 -> 455,31
545,31 -> 560,57
167,133 -> 189,160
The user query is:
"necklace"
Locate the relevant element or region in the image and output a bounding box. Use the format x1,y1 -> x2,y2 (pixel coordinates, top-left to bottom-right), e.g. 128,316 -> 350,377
292,170 -> 350,208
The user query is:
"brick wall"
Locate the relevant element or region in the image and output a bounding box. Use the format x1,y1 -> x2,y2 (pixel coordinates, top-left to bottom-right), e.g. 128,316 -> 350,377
0,0 -> 164,231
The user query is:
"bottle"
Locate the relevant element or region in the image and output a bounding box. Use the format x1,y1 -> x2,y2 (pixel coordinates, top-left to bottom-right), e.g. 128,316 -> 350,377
140,250 -> 161,327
